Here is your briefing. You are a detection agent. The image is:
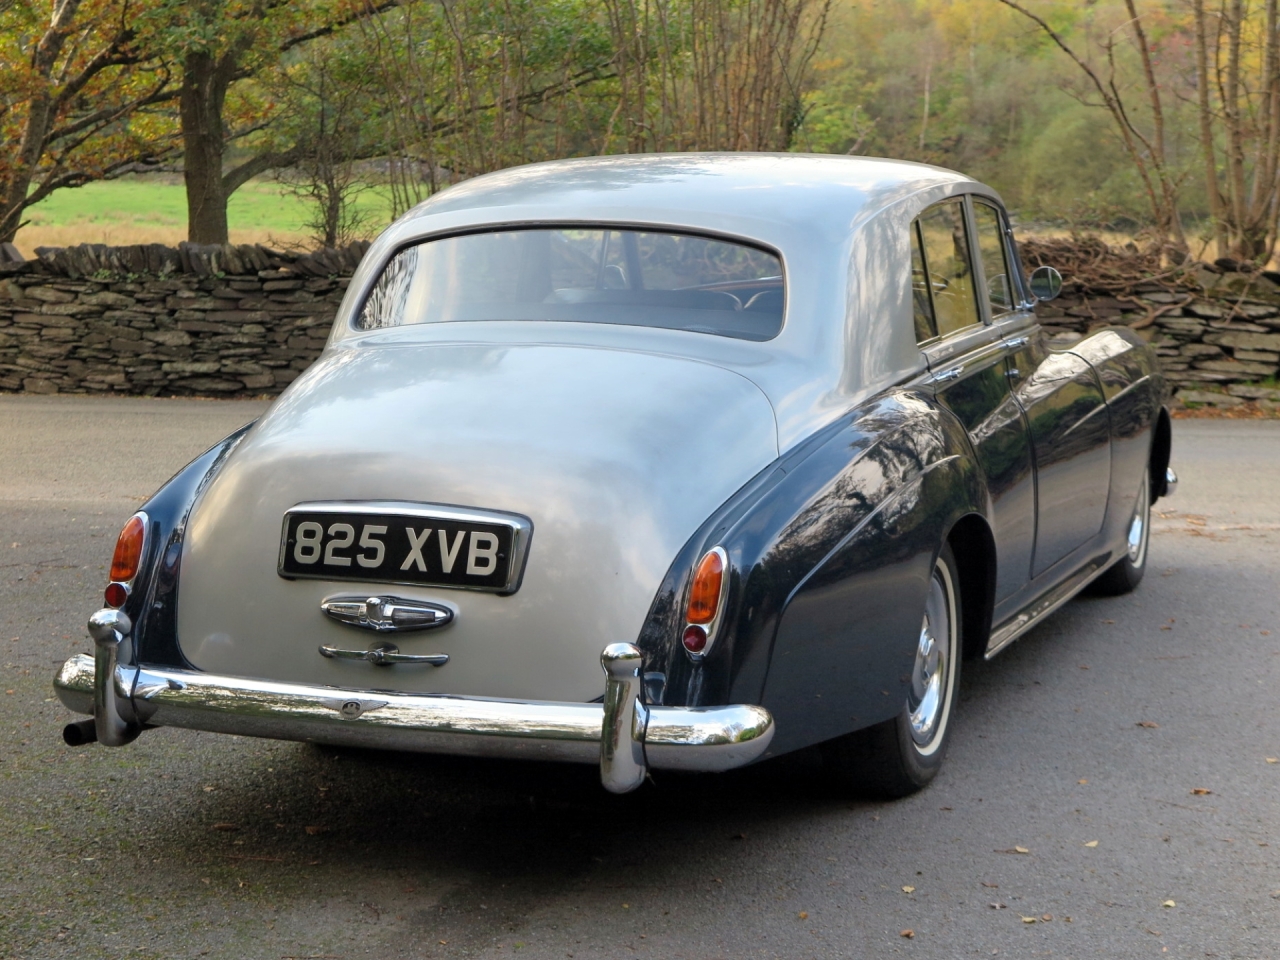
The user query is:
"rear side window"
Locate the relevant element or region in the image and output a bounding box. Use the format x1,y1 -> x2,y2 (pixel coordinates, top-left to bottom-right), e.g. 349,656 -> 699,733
910,222 -> 937,343
973,201 -> 1015,316
915,199 -> 980,338
358,228 -> 785,342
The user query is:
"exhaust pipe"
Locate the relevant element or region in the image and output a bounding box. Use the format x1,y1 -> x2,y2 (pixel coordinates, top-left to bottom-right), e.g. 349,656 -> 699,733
62,718 -> 98,746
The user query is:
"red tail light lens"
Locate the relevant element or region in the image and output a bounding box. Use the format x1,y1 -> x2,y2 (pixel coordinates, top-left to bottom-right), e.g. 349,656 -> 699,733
109,515 -> 146,583
682,625 -> 708,654
686,548 -> 726,625
104,582 -> 128,608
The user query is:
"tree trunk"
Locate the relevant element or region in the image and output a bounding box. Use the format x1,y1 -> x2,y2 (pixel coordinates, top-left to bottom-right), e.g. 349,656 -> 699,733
180,49 -> 232,244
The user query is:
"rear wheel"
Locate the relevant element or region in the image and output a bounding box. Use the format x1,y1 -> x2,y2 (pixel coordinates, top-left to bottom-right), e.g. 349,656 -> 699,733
1089,466 -> 1150,596
823,543 -> 962,799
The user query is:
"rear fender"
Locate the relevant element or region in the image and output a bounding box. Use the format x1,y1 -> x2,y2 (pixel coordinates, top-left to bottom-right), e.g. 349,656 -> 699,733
125,425 -> 255,668
634,390 -> 987,732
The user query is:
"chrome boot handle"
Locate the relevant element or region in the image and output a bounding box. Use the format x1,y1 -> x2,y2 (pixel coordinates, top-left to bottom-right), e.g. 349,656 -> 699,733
319,642 -> 448,666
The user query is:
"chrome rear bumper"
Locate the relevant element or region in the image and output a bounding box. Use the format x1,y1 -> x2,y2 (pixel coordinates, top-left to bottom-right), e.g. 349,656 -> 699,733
54,612 -> 774,793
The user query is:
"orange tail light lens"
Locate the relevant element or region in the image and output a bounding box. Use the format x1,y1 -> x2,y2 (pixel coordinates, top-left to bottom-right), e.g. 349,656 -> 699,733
109,514 -> 146,583
686,548 -> 726,625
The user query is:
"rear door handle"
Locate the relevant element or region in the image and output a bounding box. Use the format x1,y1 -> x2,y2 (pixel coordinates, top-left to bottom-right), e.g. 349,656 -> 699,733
1004,336 -> 1029,350
930,365 -> 964,384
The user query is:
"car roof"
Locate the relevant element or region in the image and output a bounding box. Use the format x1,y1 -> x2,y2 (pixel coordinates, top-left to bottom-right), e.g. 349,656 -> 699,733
405,153 -> 977,243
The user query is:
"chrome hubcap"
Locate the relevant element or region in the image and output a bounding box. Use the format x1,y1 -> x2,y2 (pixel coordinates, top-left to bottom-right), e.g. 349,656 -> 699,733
908,565 -> 953,748
1127,468 -> 1150,565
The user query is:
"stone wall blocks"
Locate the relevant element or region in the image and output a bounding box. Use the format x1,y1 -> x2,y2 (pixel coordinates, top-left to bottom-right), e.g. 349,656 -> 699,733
1203,330 -> 1280,350
81,291 -> 138,309
161,361 -> 222,374
239,373 -> 275,389
99,309 -> 152,323
1193,358 -> 1279,375
109,339 -> 148,355
145,329 -> 193,346
23,286 -> 76,303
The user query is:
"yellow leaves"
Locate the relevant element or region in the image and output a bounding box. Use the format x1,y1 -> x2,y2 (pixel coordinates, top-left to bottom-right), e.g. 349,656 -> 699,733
1078,778 -> 1089,784
797,911 -> 808,920
1021,915 -> 1038,924
1190,788 -> 1213,795
1162,900 -> 1176,908
1084,840 -> 1099,848
1014,845 -> 1029,854
1267,758 -> 1278,764
901,885 -> 916,894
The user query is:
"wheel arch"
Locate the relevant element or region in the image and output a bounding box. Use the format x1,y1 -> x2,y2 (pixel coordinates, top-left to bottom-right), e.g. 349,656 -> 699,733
1150,406 -> 1173,499
946,513 -> 996,661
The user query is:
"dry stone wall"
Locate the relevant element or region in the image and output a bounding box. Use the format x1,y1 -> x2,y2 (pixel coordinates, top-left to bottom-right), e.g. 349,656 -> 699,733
0,241 -> 368,397
1,240 -> 1278,401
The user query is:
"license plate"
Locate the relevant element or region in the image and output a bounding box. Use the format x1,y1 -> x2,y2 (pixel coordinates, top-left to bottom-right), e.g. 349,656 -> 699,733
278,502 -> 533,594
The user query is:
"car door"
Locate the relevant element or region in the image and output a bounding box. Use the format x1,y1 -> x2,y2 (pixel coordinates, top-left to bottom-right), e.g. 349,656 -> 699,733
970,200 -> 1112,579
913,198 -> 1036,607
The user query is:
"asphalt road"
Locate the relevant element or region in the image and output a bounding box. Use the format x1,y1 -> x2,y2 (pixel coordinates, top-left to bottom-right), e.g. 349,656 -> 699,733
1,395 -> 1277,960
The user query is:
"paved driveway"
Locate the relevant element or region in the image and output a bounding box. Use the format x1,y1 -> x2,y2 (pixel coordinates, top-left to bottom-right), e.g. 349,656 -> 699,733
1,396 -> 1277,959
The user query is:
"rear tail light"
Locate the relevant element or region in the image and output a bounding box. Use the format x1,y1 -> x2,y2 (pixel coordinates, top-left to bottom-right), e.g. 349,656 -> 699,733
683,547 -> 727,657
104,513 -> 147,608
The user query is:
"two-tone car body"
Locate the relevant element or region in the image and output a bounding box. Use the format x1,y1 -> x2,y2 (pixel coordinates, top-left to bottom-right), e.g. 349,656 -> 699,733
56,154 -> 1174,795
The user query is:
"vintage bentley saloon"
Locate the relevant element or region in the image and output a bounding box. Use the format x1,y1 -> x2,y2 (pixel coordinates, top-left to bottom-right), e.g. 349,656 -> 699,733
55,155 -> 1175,797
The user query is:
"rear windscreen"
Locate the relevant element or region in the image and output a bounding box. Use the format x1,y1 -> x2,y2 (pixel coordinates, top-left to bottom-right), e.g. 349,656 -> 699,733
357,228 -> 785,341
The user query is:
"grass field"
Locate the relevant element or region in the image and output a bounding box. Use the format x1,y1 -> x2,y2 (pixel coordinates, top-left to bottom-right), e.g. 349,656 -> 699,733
13,175 -> 398,256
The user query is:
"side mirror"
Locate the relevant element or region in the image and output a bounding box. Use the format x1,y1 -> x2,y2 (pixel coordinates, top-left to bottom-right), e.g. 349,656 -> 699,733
1029,265 -> 1062,302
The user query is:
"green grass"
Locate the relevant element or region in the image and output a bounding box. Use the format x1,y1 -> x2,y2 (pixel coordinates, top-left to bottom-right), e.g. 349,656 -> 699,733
17,175 -> 397,253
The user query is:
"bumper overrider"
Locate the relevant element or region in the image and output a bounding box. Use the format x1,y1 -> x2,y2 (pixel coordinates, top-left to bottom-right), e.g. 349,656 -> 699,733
54,609 -> 775,793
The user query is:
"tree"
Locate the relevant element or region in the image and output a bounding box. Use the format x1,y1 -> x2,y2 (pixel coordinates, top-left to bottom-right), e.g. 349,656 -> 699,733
997,0 -> 1189,253
269,43 -> 377,247
164,0 -> 403,244
1190,0 -> 1280,262
0,0 -> 180,244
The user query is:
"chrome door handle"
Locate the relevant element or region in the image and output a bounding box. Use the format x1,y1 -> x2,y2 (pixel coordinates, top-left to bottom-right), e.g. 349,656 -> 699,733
1006,368 -> 1021,379
1004,336 -> 1029,349
930,365 -> 964,383
319,642 -> 449,667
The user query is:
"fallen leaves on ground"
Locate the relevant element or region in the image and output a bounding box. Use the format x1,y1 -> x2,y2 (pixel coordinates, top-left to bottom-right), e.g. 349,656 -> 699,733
797,911 -> 807,920
304,825 -> 330,835
1021,915 -> 1038,924
901,885 -> 915,894
211,823 -> 238,832
1162,900 -> 1176,908
1267,758 -> 1278,764
1191,788 -> 1213,795
1084,840 -> 1099,847
1137,721 -> 1160,728
899,929 -> 914,939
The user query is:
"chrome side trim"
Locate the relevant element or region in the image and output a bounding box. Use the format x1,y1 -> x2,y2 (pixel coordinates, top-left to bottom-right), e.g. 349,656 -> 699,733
984,556 -> 1108,659
52,650 -> 775,783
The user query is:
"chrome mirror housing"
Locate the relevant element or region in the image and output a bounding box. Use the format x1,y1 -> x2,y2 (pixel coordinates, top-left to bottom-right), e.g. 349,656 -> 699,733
1029,264 -> 1063,301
